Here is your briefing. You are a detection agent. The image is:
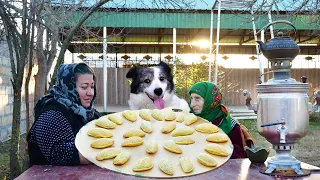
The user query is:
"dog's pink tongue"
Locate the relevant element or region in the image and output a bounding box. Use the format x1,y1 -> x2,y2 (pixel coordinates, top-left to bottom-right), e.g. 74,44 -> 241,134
154,97 -> 165,109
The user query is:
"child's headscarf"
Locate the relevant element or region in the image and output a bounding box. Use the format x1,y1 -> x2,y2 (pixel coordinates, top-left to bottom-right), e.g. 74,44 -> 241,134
189,82 -> 233,134
35,63 -> 97,123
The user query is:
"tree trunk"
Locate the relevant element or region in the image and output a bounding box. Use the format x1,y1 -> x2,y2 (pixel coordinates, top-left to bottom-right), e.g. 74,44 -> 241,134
34,4 -> 47,103
10,89 -> 22,179
23,57 -> 33,171
24,7 -> 36,168
34,56 -> 47,103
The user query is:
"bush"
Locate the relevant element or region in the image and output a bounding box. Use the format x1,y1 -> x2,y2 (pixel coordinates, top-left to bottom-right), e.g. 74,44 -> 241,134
310,112 -> 320,122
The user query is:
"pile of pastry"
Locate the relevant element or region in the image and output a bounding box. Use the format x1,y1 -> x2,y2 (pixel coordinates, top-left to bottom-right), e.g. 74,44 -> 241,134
86,109 -> 230,176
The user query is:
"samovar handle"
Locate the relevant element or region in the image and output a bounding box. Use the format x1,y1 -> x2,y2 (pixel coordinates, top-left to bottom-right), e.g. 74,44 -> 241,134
242,89 -> 257,114
257,20 -> 297,41
312,90 -> 320,112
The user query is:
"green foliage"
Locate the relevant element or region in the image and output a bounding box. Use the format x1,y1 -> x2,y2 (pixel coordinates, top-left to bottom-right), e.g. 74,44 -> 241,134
0,134 -> 28,180
174,61 -> 214,100
173,59 -> 237,106
310,111 -> 320,122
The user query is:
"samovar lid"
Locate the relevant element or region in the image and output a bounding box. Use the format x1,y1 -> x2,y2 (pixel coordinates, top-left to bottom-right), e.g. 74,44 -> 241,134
263,77 -> 297,84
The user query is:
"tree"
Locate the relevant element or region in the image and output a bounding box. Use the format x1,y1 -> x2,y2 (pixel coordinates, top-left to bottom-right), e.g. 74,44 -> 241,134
49,0 -> 110,89
0,0 -> 34,178
175,60 -> 214,99
34,0 -> 110,102
1,2 -> 205,178
213,0 -> 320,43
0,0 -> 109,178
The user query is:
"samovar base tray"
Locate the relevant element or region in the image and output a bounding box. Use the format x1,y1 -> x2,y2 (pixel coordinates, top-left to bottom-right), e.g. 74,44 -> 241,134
260,167 -> 311,177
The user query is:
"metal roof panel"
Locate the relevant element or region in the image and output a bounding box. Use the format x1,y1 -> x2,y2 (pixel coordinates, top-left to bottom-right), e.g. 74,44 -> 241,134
67,11 -> 319,30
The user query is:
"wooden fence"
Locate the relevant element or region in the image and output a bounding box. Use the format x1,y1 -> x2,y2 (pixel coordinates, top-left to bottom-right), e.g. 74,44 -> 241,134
93,68 -> 320,106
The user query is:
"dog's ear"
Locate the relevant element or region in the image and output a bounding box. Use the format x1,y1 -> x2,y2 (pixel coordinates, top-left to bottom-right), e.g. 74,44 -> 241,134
158,61 -> 173,82
126,66 -> 139,79
158,61 -> 172,74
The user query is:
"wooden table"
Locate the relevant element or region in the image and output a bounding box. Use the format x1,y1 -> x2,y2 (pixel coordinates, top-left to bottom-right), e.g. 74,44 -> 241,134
16,159 -> 320,180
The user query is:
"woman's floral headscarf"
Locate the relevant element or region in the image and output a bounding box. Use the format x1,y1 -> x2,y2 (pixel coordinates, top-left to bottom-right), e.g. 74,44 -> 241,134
189,82 -> 233,134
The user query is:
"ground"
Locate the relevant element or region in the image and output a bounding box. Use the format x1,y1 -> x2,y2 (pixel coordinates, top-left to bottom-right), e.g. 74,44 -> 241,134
239,120 -> 320,168
0,134 -> 28,179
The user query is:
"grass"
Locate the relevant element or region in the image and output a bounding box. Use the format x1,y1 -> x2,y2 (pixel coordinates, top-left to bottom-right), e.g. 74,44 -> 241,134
0,134 -> 28,180
1,119 -> 319,179
239,119 -> 320,167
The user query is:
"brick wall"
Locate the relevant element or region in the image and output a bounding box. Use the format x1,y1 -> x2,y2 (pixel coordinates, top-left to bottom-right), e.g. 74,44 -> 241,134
0,42 -> 35,142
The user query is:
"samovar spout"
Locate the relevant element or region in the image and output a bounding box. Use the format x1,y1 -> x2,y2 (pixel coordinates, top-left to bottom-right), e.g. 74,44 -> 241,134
278,124 -> 287,144
260,121 -> 288,144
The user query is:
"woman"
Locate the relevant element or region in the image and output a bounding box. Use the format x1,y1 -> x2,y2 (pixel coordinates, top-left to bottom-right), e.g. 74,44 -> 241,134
189,81 -> 247,159
27,63 -> 101,166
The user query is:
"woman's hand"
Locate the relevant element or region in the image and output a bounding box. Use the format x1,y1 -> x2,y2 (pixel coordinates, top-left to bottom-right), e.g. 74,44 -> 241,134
79,152 -> 92,164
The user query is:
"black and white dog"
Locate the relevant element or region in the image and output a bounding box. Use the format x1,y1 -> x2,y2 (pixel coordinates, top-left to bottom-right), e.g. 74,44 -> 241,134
126,62 -> 189,110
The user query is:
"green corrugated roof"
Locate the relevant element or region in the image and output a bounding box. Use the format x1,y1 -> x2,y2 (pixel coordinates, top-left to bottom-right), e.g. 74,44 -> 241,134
74,0 -> 318,11
66,11 -> 319,30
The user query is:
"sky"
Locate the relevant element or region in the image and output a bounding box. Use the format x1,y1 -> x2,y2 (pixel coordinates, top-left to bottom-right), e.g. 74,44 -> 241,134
102,0 -> 319,11
53,0 -> 319,11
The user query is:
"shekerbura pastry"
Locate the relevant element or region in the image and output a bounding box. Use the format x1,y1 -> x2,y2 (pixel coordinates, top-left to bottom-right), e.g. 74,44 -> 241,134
164,109 -> 176,121
173,136 -> 195,145
140,121 -> 152,133
122,110 -> 137,122
197,153 -> 218,167
145,140 -> 158,154
132,157 -> 153,172
95,117 -> 117,129
171,126 -> 195,137
123,129 -> 146,138
90,138 -> 114,149
139,109 -> 152,121
161,122 -> 176,134
121,136 -> 144,147
159,158 -> 174,175
184,114 -> 198,126
206,133 -> 229,143
195,123 -> 219,134
204,143 -> 229,157
180,157 -> 194,173
175,113 -> 185,123
87,128 -> 113,138
96,148 -> 121,161
163,140 -> 182,154
151,109 -> 164,121
113,151 -> 131,165
108,113 -> 124,125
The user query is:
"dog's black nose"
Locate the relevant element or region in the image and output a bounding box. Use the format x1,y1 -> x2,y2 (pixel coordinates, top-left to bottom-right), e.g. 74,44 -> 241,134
154,88 -> 163,96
